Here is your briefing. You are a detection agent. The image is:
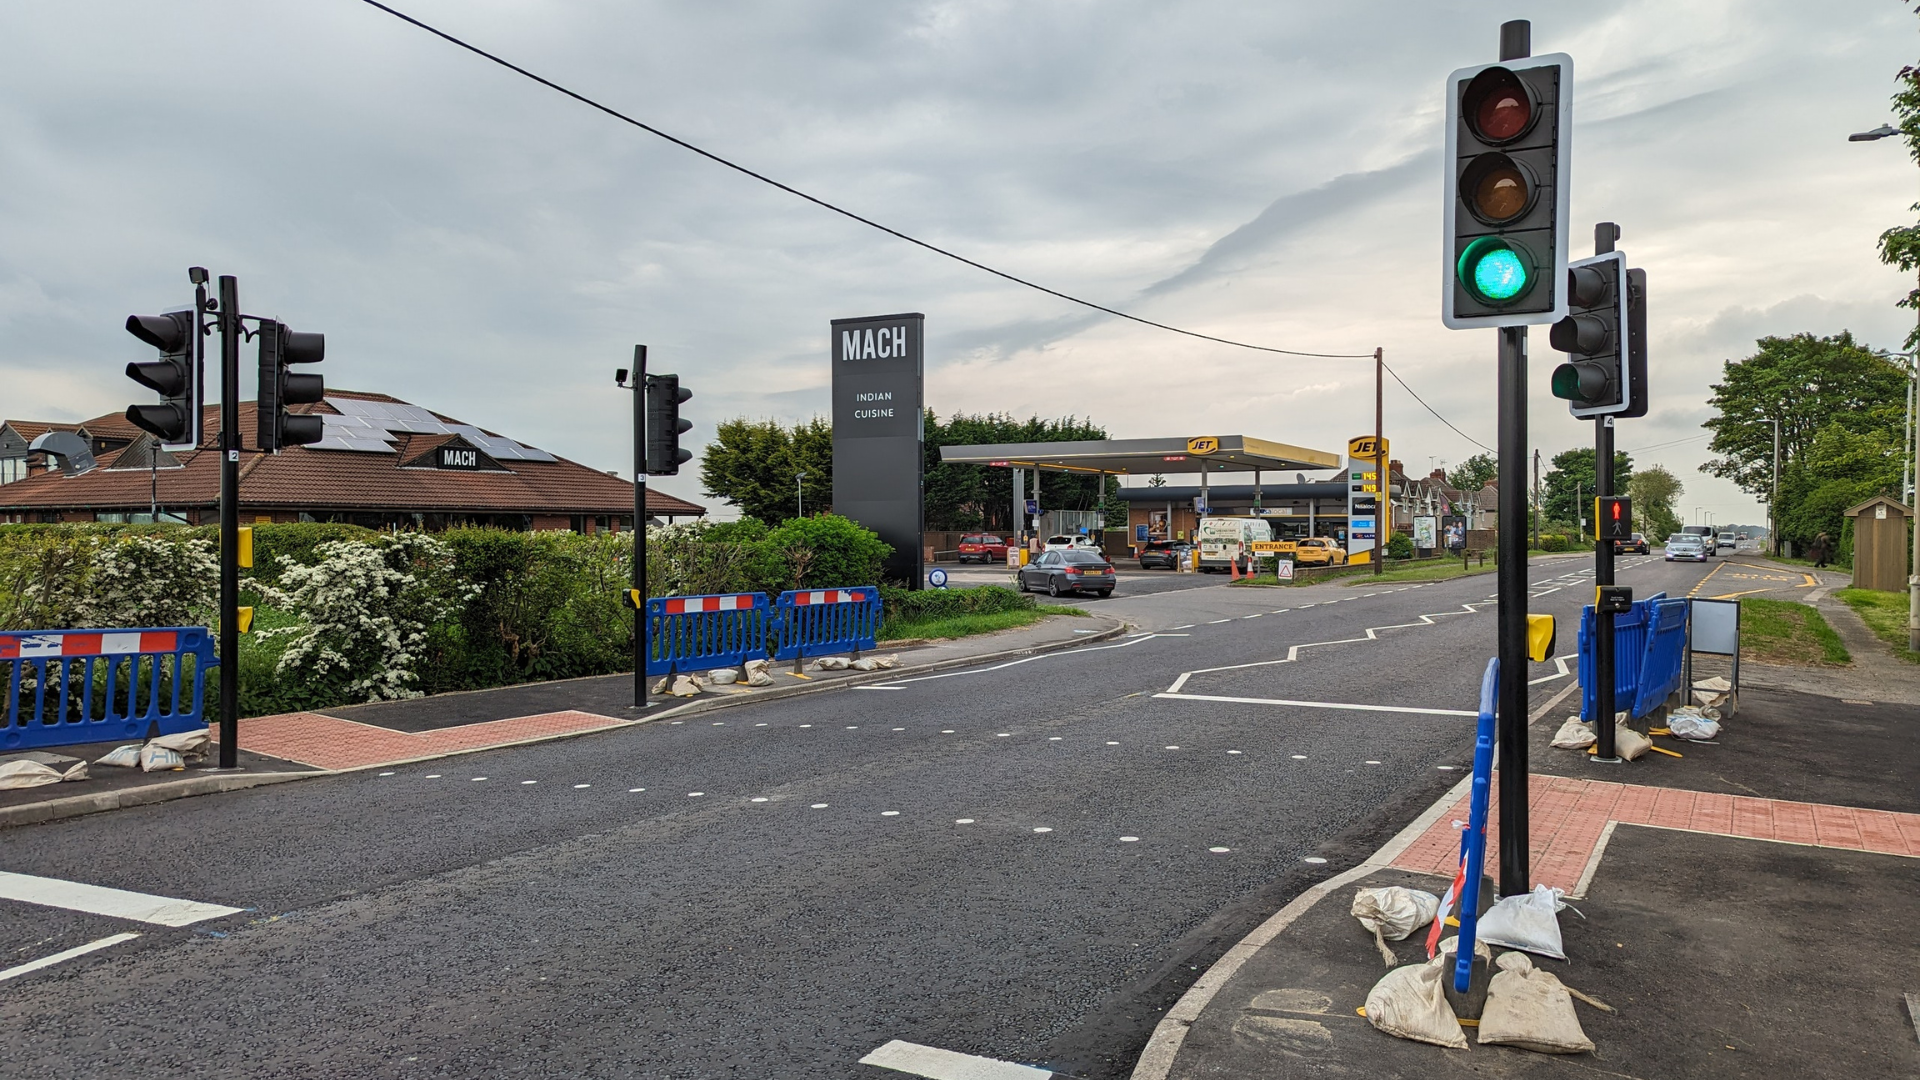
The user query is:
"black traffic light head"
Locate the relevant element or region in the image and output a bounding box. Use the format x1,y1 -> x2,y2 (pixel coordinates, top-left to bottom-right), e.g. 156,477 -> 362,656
257,321 -> 326,452
1548,250 -> 1630,416
1596,495 -> 1632,541
124,310 -> 200,450
1441,53 -> 1573,329
644,373 -> 693,475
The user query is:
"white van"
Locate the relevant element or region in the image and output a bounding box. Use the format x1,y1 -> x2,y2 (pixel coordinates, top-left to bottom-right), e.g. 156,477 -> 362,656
1197,516 -> 1272,571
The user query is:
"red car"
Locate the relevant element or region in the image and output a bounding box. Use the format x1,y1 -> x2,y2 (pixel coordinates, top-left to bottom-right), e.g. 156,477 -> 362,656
957,534 -> 1010,564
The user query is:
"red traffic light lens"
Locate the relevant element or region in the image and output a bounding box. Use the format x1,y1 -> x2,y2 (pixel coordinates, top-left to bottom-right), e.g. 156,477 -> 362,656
1462,67 -> 1537,145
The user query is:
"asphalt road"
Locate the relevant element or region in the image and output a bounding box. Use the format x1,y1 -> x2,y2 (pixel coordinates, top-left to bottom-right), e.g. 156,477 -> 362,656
0,552 -> 1726,1079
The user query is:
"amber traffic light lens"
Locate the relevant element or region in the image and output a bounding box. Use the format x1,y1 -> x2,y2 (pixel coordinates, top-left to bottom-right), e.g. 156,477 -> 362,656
1462,67 -> 1536,145
1474,165 -> 1528,221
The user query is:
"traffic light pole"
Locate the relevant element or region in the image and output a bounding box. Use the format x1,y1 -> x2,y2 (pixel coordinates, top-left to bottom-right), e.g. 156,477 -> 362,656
1374,347 -> 1385,575
632,344 -> 648,709
217,275 -> 241,769
1491,17 -> 1533,899
1592,224 -> 1621,763
1496,323 -> 1531,897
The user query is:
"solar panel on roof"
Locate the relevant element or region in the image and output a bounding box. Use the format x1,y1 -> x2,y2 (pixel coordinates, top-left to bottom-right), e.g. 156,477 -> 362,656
317,399 -> 554,461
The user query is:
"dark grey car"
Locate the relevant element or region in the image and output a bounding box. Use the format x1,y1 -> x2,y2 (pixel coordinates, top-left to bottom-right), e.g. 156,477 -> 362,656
1137,540 -> 1192,570
1018,549 -> 1116,597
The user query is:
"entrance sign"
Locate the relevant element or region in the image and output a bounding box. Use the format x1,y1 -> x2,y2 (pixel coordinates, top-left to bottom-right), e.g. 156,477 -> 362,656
832,312 -> 925,587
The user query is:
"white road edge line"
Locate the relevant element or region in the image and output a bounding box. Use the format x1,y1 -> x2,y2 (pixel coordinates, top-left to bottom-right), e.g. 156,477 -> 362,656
861,1039 -> 1052,1079
1152,693 -> 1477,717
0,932 -> 141,984
0,871 -> 243,927
1129,675 -> 1584,1080
855,633 -> 1171,689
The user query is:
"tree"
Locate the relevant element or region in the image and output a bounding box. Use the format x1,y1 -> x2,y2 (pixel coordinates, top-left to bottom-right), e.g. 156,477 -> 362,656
923,411 -> 1119,532
1777,421 -> 1902,553
1541,447 -> 1633,528
699,417 -> 831,525
1627,465 -> 1683,540
1874,49 -> 1920,351
1446,452 -> 1498,493
1702,332 -> 1906,496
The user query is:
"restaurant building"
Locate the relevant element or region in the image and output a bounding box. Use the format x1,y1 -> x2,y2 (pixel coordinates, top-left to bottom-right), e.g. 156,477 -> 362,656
0,390 -> 704,531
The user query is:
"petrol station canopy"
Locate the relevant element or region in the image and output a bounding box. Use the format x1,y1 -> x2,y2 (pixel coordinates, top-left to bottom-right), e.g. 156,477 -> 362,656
938,435 -> 1343,476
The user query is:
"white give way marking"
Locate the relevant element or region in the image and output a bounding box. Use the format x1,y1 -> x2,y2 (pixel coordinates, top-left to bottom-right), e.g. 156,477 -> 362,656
861,1039 -> 1052,1079
0,870 -> 243,927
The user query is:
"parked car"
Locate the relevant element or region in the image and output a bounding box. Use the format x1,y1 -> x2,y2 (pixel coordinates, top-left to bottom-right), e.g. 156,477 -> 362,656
1613,531 -> 1650,555
1291,536 -> 1348,567
1665,533 -> 1708,562
1018,549 -> 1116,597
1137,540 -> 1191,570
1043,534 -> 1099,552
957,534 -> 1009,564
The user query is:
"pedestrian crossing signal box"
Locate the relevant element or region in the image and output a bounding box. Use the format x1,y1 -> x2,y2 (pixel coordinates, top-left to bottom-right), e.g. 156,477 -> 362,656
1526,613 -> 1555,662
1595,586 -> 1633,614
1595,496 -> 1631,541
621,588 -> 644,610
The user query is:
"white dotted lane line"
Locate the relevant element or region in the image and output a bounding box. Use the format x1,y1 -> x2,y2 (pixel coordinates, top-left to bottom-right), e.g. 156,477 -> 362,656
1210,846 -> 1232,854
1033,827 -> 1053,834
521,780 -> 538,785
1227,750 -> 1243,755
378,771 -> 395,777
1303,856 -> 1327,864
1291,754 -> 1307,760
750,797 -> 769,803
882,811 -> 901,817
424,774 -> 441,779
811,803 -> 829,809
629,787 -> 646,792
688,792 -> 705,798
471,777 -> 488,782
574,783 -> 591,789
955,818 -> 974,824
1120,836 -> 1139,843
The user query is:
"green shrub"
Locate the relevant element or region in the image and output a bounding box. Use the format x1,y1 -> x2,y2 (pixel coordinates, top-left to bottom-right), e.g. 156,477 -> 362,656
1386,534 -> 1415,559
762,514 -> 892,589
879,584 -> 1033,620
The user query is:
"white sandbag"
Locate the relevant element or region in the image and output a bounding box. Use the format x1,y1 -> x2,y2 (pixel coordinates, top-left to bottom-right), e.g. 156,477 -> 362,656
1667,711 -> 1720,741
1694,675 -> 1731,692
812,656 -> 851,671
707,668 -> 739,685
850,658 -> 878,671
1613,726 -> 1652,761
872,654 -> 900,670
1353,886 -> 1440,965
0,760 -> 65,790
150,727 -> 211,762
19,751 -> 87,781
1475,884 -> 1569,960
1364,951 -> 1467,1049
138,744 -> 185,772
1477,951 -> 1594,1054
96,743 -> 143,768
1551,718 -> 1595,749
669,675 -> 703,697
650,676 -> 670,695
743,659 -> 774,687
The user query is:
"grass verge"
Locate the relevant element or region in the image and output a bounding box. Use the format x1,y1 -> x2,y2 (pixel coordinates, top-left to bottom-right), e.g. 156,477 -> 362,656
1835,589 -> 1920,663
1740,598 -> 1850,666
877,606 -> 1087,642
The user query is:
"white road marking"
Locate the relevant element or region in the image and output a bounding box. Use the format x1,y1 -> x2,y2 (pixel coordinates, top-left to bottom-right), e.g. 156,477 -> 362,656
859,632 -> 1173,689
1291,754 -> 1308,759
425,774 -> 441,778
1210,847 -> 1231,854
750,797 -> 769,803
1106,741 -> 1119,745
811,803 -> 829,808
859,1039 -> 1052,1079
521,780 -> 538,785
629,788 -> 645,792
1529,656 -> 1574,685
1302,856 -> 1328,864
688,792 -> 705,797
378,771 -> 394,777
1241,614 -> 1262,619
1161,597 -> 1503,693
1207,619 -> 1232,624
1154,692 -> 1477,717
0,932 -> 141,984
1032,827 -> 1052,833
882,811 -> 901,816
1365,760 -> 1382,765
1227,750 -> 1243,755
956,818 -> 974,824
1120,836 -> 1139,842
0,872 -> 242,928
1165,745 -> 1180,750
1171,624 -> 1195,630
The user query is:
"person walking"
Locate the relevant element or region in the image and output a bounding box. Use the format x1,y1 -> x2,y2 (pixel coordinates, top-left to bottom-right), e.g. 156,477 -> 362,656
1810,531 -> 1832,569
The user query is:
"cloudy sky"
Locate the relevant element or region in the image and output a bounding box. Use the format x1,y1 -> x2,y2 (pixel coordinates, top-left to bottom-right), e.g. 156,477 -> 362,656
3,0 -> 1915,526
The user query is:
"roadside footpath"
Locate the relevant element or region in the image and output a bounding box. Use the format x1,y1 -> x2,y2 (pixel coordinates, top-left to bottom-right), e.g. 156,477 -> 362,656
1134,678 -> 1920,1079
0,611 -> 1125,829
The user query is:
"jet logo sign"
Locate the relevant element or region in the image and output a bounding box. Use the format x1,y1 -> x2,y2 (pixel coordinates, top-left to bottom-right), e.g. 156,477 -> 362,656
1186,437 -> 1220,455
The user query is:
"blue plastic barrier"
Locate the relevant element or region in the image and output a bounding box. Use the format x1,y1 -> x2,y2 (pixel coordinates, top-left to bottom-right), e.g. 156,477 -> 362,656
1578,592 -> 1687,721
1,627 -> 215,750
772,588 -> 882,664
1453,656 -> 1498,993
644,593 -> 772,677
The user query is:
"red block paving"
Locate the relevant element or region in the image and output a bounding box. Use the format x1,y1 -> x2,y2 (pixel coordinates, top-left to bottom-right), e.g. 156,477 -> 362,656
213,710 -> 633,771
1391,771 -> 1920,893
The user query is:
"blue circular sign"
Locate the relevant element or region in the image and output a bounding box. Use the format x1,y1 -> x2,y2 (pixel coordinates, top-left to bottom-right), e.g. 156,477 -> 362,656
928,568 -> 949,588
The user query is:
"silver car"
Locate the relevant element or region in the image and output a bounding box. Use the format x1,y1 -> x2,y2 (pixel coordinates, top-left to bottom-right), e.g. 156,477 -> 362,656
1665,533 -> 1707,562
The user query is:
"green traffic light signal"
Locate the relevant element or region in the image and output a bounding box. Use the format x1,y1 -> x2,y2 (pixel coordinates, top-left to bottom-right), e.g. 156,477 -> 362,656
1456,237 -> 1532,304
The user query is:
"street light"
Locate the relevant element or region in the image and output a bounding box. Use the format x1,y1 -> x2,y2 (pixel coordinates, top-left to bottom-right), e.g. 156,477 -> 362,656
1853,122 -> 1920,651
795,470 -> 806,519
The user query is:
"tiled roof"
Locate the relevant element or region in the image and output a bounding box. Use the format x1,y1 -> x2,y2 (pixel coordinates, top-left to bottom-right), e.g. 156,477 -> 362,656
1,393 -> 704,518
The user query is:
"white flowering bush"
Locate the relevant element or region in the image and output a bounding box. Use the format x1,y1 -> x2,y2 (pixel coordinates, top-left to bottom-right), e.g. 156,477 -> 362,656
260,533 -> 475,702
0,531 -> 217,631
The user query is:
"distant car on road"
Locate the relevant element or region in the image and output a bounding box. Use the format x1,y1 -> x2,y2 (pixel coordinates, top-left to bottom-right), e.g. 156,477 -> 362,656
1681,525 -> 1716,556
1137,540 -> 1191,570
1665,533 -> 1708,562
1717,531 -> 1737,551
1613,531 -> 1650,555
957,534 -> 1009,564
1018,548 -> 1116,597
1043,534 -> 1100,553
1291,537 -> 1348,567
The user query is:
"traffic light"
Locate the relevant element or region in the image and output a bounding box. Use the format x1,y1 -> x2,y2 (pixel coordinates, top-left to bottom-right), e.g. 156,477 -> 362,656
645,374 -> 693,475
1596,495 -> 1632,541
256,321 -> 326,451
1441,54 -> 1573,329
124,310 -> 200,450
1547,251 -> 1630,415
1621,267 -> 1648,419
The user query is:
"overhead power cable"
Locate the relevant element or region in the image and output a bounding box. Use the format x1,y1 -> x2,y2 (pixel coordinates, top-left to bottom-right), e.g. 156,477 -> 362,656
1621,431 -> 1711,454
356,0 -> 1375,360
1379,359 -> 1494,453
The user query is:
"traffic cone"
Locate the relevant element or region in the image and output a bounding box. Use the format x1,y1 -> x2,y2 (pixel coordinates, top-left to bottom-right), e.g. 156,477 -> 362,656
1230,557 -> 1242,581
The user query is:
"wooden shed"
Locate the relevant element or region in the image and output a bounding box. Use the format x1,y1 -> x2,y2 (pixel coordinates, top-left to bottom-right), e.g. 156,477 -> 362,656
1844,495 -> 1911,591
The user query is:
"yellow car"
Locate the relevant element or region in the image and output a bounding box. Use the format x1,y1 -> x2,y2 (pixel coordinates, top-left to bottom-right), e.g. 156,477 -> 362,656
1292,537 -> 1348,567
